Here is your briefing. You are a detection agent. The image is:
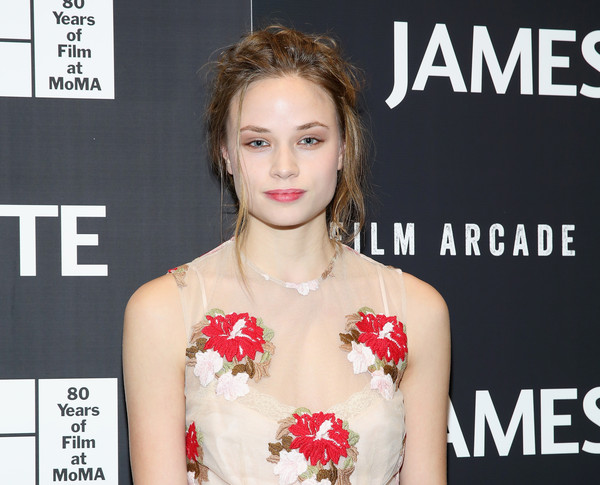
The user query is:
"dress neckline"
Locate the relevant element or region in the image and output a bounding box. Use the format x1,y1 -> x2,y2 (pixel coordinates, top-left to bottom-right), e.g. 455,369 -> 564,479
242,246 -> 339,296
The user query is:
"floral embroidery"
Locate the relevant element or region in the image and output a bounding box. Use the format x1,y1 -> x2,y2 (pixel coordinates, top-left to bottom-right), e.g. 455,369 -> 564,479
340,308 -> 407,400
186,422 -> 200,461
346,341 -> 374,374
193,349 -> 223,387
186,309 -> 275,400
186,422 -> 209,484
168,264 -> 189,288
273,450 -> 308,484
355,312 -> 407,364
369,369 -> 394,400
267,409 -> 359,485
202,312 -> 266,361
215,370 -> 250,401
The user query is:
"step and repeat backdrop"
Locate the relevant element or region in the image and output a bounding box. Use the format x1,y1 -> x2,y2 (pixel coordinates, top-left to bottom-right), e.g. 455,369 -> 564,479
1,0 -> 598,483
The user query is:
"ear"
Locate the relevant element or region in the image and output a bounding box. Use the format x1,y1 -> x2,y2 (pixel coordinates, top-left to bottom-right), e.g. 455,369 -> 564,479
221,146 -> 233,175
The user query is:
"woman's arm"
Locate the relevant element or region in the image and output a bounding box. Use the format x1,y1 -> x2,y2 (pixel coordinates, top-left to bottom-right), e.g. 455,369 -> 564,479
399,273 -> 451,485
123,274 -> 188,484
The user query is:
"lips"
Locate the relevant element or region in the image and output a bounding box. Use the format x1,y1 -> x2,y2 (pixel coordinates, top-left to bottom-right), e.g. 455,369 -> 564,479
264,189 -> 306,202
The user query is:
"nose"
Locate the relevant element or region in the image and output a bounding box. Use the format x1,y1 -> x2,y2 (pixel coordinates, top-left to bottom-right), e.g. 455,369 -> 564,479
270,146 -> 299,179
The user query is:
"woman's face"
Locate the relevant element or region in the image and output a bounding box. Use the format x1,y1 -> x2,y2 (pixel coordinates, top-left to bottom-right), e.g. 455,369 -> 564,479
223,75 -> 343,231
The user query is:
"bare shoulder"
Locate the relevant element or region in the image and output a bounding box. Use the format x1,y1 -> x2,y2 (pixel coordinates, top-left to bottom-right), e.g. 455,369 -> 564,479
123,273 -> 185,344
401,271 -> 449,326
126,273 -> 179,318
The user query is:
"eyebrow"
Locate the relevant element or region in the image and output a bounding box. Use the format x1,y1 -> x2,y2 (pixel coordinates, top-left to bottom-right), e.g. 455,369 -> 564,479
239,121 -> 329,133
240,125 -> 270,133
297,121 -> 329,130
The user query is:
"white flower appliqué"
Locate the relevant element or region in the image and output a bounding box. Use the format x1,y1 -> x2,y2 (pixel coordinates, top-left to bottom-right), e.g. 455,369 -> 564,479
273,449 -> 308,485
303,478 -> 331,485
370,369 -> 394,400
193,349 -> 224,387
215,370 -> 250,401
187,471 -> 199,485
347,341 -> 375,374
303,479 -> 331,485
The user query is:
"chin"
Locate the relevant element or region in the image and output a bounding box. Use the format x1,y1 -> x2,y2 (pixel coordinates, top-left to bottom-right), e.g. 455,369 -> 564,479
253,212 -> 325,231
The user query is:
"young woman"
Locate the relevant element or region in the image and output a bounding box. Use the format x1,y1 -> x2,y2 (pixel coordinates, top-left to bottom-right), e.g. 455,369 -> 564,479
123,26 -> 450,485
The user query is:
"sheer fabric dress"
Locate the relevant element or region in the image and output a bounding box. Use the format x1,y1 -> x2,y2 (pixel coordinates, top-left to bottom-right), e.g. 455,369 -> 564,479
173,240 -> 408,485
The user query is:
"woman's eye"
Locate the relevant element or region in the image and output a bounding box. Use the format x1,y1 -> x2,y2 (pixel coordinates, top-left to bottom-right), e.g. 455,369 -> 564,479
249,139 -> 268,148
300,137 -> 319,146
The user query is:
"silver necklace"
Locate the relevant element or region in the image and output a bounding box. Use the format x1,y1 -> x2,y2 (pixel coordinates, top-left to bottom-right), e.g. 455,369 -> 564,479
244,250 -> 338,296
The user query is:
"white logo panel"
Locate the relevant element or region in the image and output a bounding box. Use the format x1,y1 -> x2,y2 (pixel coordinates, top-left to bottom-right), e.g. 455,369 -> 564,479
0,0 -> 114,98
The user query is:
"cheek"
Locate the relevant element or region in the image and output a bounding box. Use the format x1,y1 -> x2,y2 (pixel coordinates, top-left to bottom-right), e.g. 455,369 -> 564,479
319,163 -> 341,199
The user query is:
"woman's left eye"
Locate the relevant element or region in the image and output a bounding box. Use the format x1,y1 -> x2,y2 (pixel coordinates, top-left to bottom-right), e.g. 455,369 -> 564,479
300,137 -> 320,146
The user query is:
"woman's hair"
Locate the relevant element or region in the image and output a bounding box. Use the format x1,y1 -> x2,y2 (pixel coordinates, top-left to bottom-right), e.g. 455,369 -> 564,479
206,25 -> 368,249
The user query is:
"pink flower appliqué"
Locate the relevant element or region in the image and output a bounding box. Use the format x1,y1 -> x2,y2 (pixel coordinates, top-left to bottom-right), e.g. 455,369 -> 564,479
202,312 -> 265,361
215,370 -> 250,401
193,349 -> 223,386
187,471 -> 198,485
370,369 -> 394,400
347,341 -> 375,374
356,312 -> 407,364
289,412 -> 350,466
302,478 -> 331,485
273,449 -> 308,485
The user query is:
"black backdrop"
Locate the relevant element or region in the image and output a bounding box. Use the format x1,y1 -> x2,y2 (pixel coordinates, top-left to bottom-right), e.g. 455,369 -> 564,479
1,0 -> 598,483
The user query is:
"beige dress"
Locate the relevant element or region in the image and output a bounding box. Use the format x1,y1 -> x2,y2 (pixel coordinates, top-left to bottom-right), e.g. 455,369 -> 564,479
172,239 -> 408,485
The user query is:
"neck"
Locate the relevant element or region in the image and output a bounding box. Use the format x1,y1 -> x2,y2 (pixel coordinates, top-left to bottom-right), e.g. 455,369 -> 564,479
241,214 -> 337,284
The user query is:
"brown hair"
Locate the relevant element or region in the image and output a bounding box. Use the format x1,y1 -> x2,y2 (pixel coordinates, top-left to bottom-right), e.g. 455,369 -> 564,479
206,25 -> 368,250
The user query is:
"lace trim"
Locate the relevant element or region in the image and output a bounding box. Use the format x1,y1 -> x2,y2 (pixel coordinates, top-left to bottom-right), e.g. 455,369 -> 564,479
242,246 -> 339,296
234,384 -> 381,422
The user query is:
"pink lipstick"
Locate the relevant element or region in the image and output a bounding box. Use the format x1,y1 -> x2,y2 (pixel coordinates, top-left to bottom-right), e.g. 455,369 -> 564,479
264,189 -> 305,202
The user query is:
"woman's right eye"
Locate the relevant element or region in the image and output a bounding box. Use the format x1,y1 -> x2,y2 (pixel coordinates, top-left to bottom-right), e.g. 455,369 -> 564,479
248,139 -> 269,148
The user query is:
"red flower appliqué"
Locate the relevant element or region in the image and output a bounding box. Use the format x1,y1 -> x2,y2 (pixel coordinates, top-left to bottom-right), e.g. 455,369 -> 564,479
289,412 -> 350,466
202,312 -> 265,361
186,422 -> 199,461
356,312 -> 407,364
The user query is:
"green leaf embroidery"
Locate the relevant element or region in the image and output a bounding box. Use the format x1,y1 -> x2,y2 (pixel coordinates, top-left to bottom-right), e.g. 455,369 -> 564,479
262,327 -> 275,342
256,319 -> 275,341
207,308 -> 225,317
298,470 -> 312,480
348,430 -> 360,447
260,351 -> 271,363
292,407 -> 311,415
217,361 -> 234,376
357,306 -> 375,315
342,457 -> 354,469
